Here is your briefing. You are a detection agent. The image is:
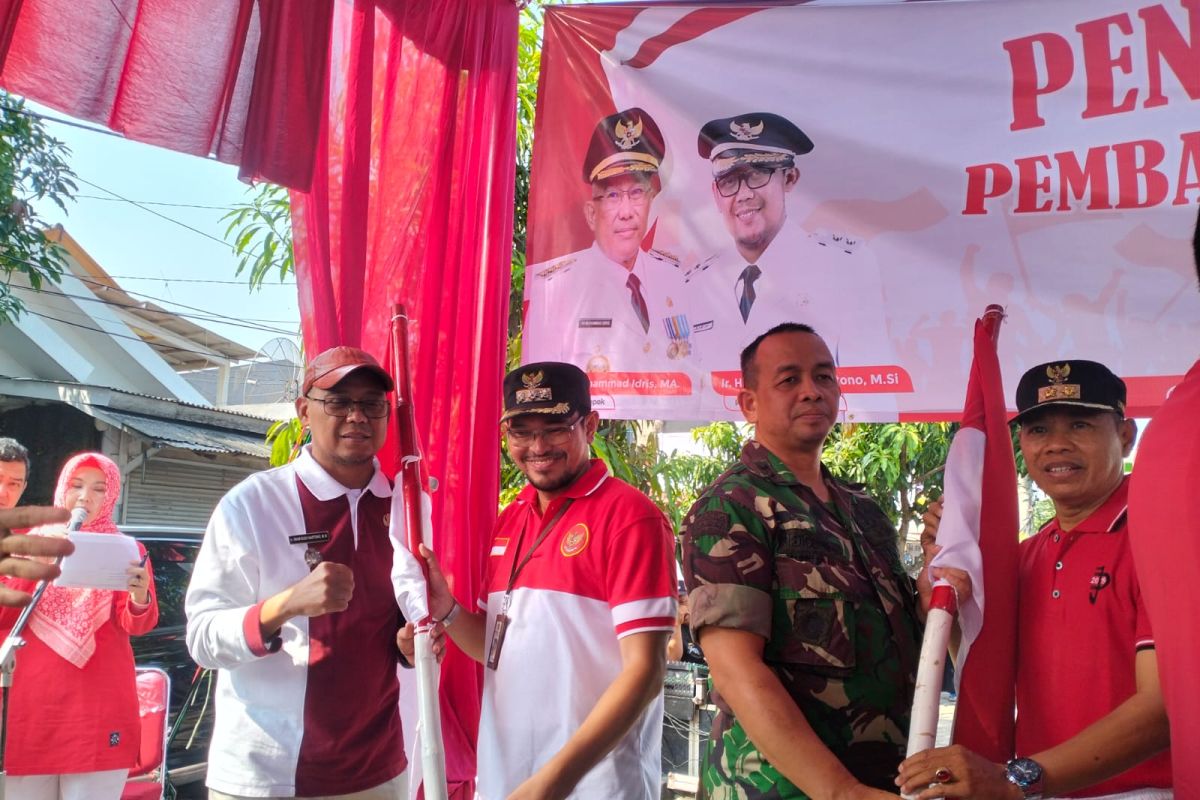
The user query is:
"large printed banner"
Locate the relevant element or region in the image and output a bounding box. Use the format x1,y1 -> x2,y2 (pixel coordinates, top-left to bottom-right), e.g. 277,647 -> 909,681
522,0 -> 1200,421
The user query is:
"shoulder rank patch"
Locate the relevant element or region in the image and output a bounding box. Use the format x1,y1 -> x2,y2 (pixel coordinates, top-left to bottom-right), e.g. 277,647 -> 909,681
810,229 -> 861,255
536,257 -> 575,279
648,247 -> 680,266
682,255 -> 718,283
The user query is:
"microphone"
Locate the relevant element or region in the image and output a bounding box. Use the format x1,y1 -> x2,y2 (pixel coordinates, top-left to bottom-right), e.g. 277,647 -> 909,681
66,506 -> 87,533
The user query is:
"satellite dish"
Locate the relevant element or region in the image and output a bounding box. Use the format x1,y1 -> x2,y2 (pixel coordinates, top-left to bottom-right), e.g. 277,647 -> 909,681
242,337 -> 303,404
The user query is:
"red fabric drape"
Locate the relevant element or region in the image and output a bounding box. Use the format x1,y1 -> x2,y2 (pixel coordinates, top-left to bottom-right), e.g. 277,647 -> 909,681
0,0 -> 332,189
291,1 -> 518,794
1,0 -> 514,790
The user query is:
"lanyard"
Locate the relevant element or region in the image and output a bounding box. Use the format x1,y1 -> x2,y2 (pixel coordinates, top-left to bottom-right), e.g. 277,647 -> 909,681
486,499 -> 573,671
504,498 -> 575,597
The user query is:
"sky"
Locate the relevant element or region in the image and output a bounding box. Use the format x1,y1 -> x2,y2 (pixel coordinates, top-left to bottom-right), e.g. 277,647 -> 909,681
29,100 -> 302,357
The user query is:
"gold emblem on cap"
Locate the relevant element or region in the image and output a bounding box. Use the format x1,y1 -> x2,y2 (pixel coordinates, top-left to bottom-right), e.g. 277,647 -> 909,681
1038,363 -> 1081,403
730,119 -> 764,142
516,370 -> 553,404
614,117 -> 643,151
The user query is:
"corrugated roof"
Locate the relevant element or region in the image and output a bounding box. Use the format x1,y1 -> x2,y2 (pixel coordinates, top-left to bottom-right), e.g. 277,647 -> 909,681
1,377 -> 280,423
86,407 -> 271,459
45,226 -> 259,368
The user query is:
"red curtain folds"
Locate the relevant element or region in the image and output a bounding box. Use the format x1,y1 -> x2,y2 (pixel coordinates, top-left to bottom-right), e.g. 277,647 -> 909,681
291,1 -> 518,794
0,0 -> 332,189
3,0 -> 517,790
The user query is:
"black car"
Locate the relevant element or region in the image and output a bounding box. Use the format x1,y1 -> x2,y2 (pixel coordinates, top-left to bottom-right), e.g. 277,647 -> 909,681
124,526 -> 214,789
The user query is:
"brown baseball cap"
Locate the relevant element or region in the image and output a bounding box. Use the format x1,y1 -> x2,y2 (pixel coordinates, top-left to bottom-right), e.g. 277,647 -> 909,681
302,346 -> 394,396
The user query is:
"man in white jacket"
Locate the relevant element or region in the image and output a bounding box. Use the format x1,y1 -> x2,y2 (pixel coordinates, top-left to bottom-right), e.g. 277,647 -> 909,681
186,346 -> 411,800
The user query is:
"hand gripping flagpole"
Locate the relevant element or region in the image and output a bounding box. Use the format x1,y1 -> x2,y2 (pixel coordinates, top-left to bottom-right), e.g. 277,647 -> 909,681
906,585 -> 958,758
390,304 -> 449,800
905,303 -> 1006,765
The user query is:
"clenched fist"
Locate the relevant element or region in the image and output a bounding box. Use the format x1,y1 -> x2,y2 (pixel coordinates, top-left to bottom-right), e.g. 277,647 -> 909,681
260,561 -> 356,639
286,562 -> 355,617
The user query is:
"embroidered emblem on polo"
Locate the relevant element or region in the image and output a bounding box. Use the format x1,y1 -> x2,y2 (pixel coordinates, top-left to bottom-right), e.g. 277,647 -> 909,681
560,523 -> 589,557
1089,565 -> 1112,604
490,537 -> 509,557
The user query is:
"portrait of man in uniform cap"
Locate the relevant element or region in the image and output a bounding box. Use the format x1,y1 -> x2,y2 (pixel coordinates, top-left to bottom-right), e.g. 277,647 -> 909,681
523,107 -> 700,388
686,111 -> 898,419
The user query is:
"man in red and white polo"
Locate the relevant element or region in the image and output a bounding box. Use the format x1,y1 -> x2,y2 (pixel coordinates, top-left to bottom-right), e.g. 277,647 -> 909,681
421,361 -> 677,799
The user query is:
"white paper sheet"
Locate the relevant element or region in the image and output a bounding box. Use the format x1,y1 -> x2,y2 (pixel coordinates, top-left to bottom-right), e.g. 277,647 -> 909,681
56,532 -> 141,591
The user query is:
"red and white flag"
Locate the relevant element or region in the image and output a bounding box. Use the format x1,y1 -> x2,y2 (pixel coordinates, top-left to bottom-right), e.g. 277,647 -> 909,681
929,305 -> 1019,761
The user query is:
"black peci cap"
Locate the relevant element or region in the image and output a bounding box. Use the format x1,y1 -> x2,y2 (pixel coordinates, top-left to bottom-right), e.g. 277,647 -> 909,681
501,362 -> 592,423
582,108 -> 665,184
698,112 -> 814,177
1012,359 -> 1126,424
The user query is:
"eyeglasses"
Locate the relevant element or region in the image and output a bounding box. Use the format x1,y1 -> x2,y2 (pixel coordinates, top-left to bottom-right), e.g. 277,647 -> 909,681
714,166 -> 778,198
304,394 -> 390,419
591,186 -> 650,209
505,418 -> 581,447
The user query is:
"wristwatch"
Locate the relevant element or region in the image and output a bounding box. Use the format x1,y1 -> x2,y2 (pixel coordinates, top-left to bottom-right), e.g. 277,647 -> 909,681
1005,757 -> 1045,799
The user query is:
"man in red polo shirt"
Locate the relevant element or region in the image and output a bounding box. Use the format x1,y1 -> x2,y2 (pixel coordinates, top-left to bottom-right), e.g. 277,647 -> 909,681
1128,208 -> 1200,795
419,361 -> 677,799
900,359 -> 1171,800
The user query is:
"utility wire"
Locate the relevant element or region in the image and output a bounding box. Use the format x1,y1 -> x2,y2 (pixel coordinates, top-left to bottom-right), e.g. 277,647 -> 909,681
0,104 -> 126,141
19,308 -> 245,362
74,194 -> 238,211
105,274 -> 296,286
3,251 -> 299,330
73,177 -> 232,249
72,273 -> 298,330
12,282 -> 299,335
105,0 -> 137,35
6,107 -> 280,275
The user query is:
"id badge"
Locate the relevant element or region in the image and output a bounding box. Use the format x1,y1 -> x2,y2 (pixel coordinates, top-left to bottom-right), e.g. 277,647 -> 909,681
486,613 -> 510,671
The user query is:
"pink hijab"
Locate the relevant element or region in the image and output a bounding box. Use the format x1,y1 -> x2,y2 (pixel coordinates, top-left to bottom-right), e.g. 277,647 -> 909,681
29,452 -> 123,667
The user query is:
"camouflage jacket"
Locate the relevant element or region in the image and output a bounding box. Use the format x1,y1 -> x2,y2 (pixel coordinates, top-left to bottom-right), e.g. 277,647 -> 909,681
680,440 -> 921,799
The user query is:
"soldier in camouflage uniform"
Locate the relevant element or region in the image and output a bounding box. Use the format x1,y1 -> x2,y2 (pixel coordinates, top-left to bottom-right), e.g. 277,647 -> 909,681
681,322 -> 959,800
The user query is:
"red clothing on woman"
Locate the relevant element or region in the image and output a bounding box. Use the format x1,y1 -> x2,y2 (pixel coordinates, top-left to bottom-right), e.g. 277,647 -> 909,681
0,452 -> 158,776
0,563 -> 158,773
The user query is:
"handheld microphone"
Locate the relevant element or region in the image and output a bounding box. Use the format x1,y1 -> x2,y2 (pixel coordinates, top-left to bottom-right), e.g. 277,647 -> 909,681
66,506 -> 87,533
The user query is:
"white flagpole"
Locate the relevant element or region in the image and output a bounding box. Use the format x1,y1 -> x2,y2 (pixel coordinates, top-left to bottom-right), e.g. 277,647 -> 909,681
391,304 -> 448,800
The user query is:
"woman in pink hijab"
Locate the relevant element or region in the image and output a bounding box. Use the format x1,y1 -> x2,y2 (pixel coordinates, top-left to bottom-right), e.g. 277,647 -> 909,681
0,452 -> 158,800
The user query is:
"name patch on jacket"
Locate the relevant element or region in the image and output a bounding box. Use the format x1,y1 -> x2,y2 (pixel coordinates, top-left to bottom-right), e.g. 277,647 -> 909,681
289,531 -> 331,545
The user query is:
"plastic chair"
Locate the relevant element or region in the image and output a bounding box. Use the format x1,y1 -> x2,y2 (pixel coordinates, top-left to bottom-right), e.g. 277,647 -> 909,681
121,666 -> 171,800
